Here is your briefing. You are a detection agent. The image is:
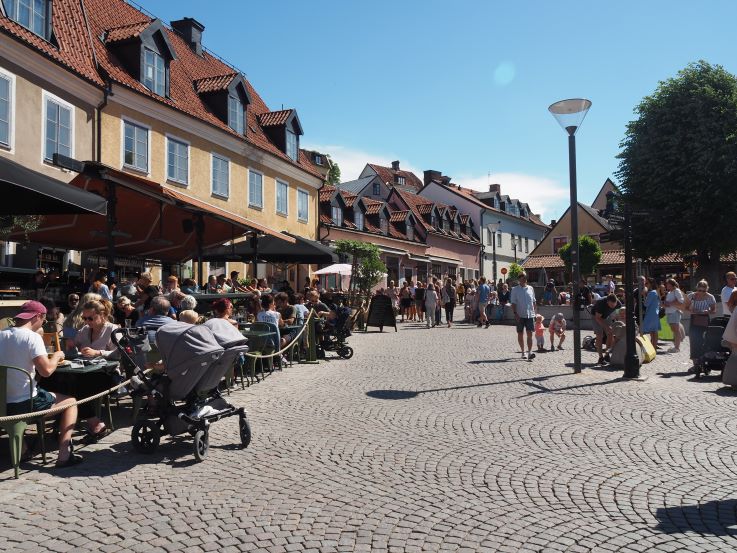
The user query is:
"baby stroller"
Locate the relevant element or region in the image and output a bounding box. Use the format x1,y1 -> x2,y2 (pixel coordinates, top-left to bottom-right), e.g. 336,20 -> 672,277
317,305 -> 354,359
112,323 -> 251,461
694,316 -> 731,379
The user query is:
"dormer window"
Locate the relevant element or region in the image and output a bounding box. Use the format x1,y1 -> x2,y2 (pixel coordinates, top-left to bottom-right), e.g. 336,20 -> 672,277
454,222 -> 460,234
354,211 -> 364,231
431,214 -> 438,228
314,154 -> 323,165
4,0 -> 52,40
286,129 -> 298,161
228,94 -> 244,134
407,224 -> 414,241
443,219 -> 450,232
380,217 -> 388,235
331,205 -> 342,226
396,175 -> 406,185
143,49 -> 166,96
372,183 -> 381,196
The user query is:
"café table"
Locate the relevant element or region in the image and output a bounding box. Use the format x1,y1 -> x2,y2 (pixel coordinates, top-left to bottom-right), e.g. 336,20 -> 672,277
38,359 -> 120,430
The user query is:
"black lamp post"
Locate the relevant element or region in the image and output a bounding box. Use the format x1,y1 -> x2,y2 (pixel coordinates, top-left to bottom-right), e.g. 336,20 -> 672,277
549,98 -> 592,374
487,221 -> 501,282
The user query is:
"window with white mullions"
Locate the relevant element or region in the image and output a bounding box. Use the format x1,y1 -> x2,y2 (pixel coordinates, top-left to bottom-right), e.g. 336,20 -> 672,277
167,138 -> 188,184
354,211 -> 364,231
228,95 -> 244,135
249,170 -> 263,208
143,49 -> 166,96
286,129 -> 298,161
297,189 -> 309,222
44,97 -> 72,161
276,180 -> 288,215
332,206 -> 343,226
211,154 -> 229,198
4,0 -> 50,39
0,74 -> 10,148
123,121 -> 148,171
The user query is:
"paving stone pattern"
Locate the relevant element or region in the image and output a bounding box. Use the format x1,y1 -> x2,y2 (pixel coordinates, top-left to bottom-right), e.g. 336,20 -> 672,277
2,308 -> 737,552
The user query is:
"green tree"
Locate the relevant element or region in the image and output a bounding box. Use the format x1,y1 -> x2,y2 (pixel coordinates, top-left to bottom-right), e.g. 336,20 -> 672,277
327,157 -> 341,185
616,61 -> 737,284
558,235 -> 603,276
334,240 -> 386,302
507,262 -> 525,282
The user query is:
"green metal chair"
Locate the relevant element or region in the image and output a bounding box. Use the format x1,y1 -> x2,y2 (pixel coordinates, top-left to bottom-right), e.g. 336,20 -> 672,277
0,366 -> 47,479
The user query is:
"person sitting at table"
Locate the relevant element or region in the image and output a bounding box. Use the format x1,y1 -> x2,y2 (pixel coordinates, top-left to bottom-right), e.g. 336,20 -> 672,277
169,291 -> 186,316
211,297 -> 238,328
178,310 -> 200,324
89,272 -> 113,300
62,293 -> 79,316
162,275 -> 180,294
135,272 -> 154,295
205,275 -> 218,293
114,296 -> 139,327
179,294 -> 198,314
305,290 -> 334,320
216,274 -> 232,293
226,270 -> 249,293
62,292 -> 102,343
39,296 -> 65,331
0,300 -> 82,468
137,296 -> 177,343
257,294 -> 293,349
257,278 -> 270,293
275,292 -> 296,325
73,299 -> 120,443
293,293 -> 309,324
180,278 -> 199,295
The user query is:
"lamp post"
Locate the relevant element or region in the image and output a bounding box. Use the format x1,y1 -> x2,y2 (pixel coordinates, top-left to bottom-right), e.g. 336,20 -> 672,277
512,236 -> 521,263
487,221 -> 501,283
549,98 -> 592,374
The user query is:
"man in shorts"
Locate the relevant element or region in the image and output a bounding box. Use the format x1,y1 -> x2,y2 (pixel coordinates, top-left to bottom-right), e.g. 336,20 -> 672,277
477,277 -> 490,328
592,293 -> 622,364
511,272 -> 537,360
0,301 -> 81,468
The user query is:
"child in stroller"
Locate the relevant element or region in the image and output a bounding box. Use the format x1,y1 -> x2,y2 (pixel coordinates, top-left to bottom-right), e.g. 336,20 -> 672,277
316,305 -> 354,359
692,315 -> 731,378
112,321 -> 251,461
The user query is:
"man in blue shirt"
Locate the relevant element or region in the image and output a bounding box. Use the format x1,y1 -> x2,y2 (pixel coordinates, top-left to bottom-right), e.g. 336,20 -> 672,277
477,277 -> 491,328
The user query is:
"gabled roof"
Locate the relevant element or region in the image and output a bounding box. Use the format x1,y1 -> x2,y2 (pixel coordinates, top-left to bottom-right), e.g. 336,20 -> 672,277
337,175 -> 376,195
580,204 -> 613,231
258,108 -> 303,135
0,0 -> 322,180
389,210 -> 410,223
319,185 -> 336,202
361,197 -> 383,215
367,163 -> 423,189
193,73 -> 237,93
391,187 -> 480,243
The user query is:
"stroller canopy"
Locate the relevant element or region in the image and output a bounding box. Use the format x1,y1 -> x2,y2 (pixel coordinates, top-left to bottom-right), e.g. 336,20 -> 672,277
156,322 -> 225,373
203,318 -> 248,348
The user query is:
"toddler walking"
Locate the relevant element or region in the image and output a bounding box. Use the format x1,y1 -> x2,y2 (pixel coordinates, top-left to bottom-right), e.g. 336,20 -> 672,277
534,314 -> 546,352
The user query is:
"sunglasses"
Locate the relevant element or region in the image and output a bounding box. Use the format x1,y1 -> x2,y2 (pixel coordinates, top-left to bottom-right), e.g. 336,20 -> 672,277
82,316 -> 96,321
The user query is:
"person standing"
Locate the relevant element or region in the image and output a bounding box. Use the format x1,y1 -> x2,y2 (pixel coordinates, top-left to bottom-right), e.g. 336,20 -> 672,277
642,277 -> 661,349
424,280 -> 438,328
442,278 -> 457,327
684,279 -> 717,372
721,272 -> 736,316
664,278 -> 685,353
477,277 -> 490,328
510,273 -> 537,360
414,282 -> 426,323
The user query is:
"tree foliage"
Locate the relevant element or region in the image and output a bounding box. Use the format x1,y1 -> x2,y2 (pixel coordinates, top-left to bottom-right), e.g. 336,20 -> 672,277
327,158 -> 341,186
615,60 -> 737,274
507,262 -> 525,282
334,240 -> 386,300
558,235 -> 603,276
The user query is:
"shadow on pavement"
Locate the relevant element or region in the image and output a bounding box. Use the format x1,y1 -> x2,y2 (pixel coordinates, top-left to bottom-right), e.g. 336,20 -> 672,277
366,372 -> 571,401
655,499 -> 737,537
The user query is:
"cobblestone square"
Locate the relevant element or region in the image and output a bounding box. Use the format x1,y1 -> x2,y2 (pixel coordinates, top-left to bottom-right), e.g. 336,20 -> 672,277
2,310 -> 736,552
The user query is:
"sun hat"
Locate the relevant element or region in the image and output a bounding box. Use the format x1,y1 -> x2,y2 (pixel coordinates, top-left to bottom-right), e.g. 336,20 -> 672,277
15,300 -> 47,320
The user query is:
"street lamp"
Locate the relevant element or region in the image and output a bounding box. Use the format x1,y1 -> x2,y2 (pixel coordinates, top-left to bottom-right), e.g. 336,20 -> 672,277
486,221 -> 501,283
512,235 -> 522,263
549,98 -> 592,375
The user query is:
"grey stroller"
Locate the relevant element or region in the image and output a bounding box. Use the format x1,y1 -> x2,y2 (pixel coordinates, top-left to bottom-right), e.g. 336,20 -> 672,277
114,322 -> 251,461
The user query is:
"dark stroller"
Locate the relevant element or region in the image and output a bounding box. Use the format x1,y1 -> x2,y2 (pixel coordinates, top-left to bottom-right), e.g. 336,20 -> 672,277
113,322 -> 251,461
694,316 -> 731,378
317,305 -> 354,359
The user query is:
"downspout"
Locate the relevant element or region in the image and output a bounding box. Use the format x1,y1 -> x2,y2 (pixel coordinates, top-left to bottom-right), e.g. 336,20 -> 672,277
95,81 -> 112,163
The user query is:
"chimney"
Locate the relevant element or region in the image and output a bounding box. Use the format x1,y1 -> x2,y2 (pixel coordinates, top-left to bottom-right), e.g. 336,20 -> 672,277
488,183 -> 501,194
440,176 -> 451,186
171,18 -> 205,56
550,219 -> 557,227
423,169 -> 441,185
391,160 -> 400,171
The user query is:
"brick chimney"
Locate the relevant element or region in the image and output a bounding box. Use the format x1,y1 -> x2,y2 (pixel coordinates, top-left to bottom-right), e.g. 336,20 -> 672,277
171,18 -> 205,56
440,176 -> 451,186
391,160 -> 400,171
488,184 -> 501,194
423,170 -> 441,185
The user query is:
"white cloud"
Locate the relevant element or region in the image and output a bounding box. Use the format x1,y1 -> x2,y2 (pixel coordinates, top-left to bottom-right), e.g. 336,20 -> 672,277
303,142 -> 567,221
302,142 -> 423,183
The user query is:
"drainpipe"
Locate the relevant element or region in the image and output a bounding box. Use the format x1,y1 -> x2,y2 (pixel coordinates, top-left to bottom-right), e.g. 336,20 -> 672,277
96,80 -> 112,163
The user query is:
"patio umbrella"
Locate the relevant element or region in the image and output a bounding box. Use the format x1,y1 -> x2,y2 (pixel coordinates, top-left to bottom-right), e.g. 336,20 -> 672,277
313,263 -> 352,276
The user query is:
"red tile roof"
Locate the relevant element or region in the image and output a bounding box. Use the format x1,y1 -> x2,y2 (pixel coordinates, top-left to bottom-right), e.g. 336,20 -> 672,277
319,185 -> 336,202
391,188 -> 479,243
193,73 -> 236,93
361,198 -> 383,215
342,194 -> 357,208
389,210 -> 409,223
367,163 -> 423,190
258,109 -> 294,127
521,249 -> 702,270
0,0 -> 322,180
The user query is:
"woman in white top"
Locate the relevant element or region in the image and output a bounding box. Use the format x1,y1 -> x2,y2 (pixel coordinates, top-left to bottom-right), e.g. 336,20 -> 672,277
723,290 -> 737,350
684,279 -> 717,369
424,280 -> 438,328
663,278 -> 685,353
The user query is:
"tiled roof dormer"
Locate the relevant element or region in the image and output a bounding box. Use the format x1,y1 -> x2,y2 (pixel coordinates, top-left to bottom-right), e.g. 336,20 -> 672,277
258,108 -> 303,161
194,72 -> 250,135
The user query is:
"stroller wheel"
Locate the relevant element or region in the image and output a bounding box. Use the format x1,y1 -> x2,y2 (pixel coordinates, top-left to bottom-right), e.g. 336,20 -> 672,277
239,415 -> 252,448
338,346 -> 354,359
193,429 -> 209,462
131,421 -> 160,454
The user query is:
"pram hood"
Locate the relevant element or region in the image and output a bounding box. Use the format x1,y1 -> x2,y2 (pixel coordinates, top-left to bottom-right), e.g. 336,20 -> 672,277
156,322 -> 225,374
203,318 -> 248,348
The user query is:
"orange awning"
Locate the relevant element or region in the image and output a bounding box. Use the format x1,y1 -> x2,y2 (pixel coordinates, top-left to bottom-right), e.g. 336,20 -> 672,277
10,163 -> 293,263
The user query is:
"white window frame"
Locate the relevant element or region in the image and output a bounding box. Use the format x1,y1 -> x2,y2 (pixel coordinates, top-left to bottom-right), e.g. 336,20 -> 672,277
396,175 -> 406,185
211,152 -> 230,199
297,187 -> 309,222
121,117 -> 150,174
0,67 -> 15,152
331,205 -> 343,226
228,95 -> 245,135
42,91 -> 74,164
248,168 -> 264,209
276,179 -> 289,216
286,129 -> 298,161
380,217 -> 388,235
4,0 -> 50,39
497,232 -> 502,247
407,224 -> 414,241
165,134 -> 189,186
354,210 -> 364,231
143,48 -> 166,97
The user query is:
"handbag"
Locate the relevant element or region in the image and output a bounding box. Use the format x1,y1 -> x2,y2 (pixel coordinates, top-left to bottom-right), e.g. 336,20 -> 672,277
691,313 -> 710,327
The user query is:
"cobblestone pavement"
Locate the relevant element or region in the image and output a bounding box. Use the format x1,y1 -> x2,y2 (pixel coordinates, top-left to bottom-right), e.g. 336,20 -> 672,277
2,308 -> 737,552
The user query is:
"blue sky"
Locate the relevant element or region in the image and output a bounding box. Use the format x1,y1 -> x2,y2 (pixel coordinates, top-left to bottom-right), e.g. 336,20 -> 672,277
143,0 -> 737,220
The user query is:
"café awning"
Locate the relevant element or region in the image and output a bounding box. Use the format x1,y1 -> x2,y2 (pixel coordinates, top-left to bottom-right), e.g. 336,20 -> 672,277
202,232 -> 336,264
0,156 -> 107,215
9,162 -> 292,263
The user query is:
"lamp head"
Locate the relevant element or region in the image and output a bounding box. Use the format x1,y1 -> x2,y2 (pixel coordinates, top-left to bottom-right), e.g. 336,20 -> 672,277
486,220 -> 501,233
548,98 -> 592,135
